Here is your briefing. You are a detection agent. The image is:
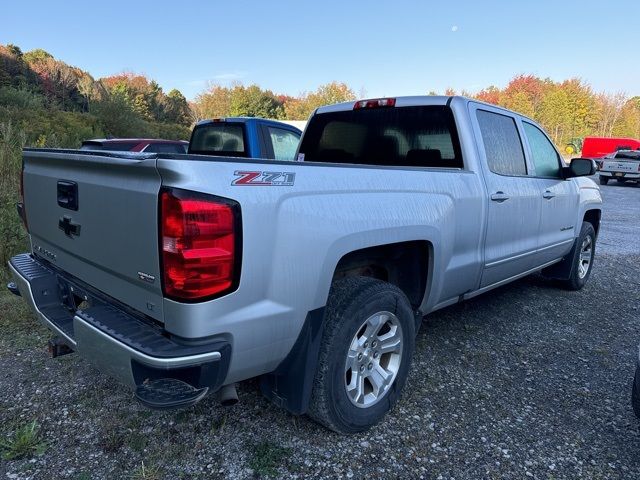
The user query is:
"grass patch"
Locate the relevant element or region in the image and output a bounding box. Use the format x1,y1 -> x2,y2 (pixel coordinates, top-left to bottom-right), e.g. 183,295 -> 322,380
0,288 -> 44,350
0,420 -> 47,460
127,432 -> 148,452
249,441 -> 290,478
210,413 -> 227,434
130,461 -> 164,480
99,425 -> 125,453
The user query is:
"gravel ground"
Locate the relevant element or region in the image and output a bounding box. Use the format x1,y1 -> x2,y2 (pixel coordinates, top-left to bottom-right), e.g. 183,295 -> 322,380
1,181 -> 639,479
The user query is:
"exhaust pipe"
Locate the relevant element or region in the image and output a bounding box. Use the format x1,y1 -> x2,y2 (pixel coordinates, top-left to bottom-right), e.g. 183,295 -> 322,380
218,383 -> 238,407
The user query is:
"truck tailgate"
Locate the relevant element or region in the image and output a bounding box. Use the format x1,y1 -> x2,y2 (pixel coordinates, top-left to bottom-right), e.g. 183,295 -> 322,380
23,150 -> 165,322
601,159 -> 640,173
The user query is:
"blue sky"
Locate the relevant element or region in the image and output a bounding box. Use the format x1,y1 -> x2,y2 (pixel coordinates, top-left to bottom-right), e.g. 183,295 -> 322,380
2,0 -> 639,100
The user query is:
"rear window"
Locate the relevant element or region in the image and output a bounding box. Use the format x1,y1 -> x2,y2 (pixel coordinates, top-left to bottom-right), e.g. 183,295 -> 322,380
298,106 -> 463,168
144,143 -> 187,154
80,142 -> 139,151
614,151 -> 640,160
189,124 -> 247,156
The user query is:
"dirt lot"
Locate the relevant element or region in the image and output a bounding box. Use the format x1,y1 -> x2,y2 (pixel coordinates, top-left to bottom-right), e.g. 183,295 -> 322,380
1,181 -> 639,479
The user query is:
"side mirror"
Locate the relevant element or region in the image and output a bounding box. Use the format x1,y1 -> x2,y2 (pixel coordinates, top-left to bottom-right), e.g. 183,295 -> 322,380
567,158 -> 596,177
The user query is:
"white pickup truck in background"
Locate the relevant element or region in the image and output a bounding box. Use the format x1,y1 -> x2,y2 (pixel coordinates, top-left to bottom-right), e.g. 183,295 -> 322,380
598,150 -> 640,185
9,96 -> 602,433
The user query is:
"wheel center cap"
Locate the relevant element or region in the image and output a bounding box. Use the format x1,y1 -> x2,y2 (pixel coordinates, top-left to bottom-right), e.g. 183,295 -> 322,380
361,348 -> 373,364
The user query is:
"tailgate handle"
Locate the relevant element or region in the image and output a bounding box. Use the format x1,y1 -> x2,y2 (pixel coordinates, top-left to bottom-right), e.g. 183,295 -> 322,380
57,180 -> 78,210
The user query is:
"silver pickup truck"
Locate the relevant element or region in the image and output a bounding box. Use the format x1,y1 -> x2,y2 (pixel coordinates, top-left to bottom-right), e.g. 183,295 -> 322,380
8,96 -> 602,433
598,149 -> 640,185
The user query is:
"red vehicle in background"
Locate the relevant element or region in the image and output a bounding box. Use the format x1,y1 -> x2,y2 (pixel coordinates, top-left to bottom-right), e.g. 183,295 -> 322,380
582,137 -> 640,166
80,138 -> 188,154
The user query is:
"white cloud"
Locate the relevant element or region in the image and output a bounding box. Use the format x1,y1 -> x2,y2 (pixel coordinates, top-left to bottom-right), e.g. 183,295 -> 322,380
212,71 -> 247,81
451,25 -> 458,32
185,71 -> 248,92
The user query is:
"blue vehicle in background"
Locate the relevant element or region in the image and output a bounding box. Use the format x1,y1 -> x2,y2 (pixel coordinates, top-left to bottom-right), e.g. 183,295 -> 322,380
188,117 -> 302,161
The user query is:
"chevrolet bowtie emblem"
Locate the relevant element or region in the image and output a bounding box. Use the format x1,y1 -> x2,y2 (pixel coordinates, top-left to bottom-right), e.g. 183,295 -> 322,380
58,215 -> 81,237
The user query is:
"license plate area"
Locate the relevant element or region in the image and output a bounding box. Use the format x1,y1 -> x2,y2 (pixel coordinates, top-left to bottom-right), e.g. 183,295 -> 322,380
59,279 -> 94,312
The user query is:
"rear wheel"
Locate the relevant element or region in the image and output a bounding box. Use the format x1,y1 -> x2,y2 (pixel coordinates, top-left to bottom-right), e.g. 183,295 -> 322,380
599,176 -> 609,185
308,276 -> 415,433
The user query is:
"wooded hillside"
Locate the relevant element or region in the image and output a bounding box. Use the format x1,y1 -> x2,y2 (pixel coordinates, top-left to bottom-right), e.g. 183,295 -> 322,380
2,43 -> 638,150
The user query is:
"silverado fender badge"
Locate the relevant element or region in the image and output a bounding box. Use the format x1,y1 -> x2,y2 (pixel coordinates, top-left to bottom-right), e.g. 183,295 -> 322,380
232,171 -> 295,186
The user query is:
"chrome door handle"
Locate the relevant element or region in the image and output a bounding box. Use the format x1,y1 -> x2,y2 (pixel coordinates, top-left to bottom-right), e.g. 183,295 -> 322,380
543,190 -> 555,199
490,192 -> 509,202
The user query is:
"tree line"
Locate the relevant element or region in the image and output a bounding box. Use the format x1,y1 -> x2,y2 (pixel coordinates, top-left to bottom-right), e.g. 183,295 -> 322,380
447,75 -> 640,150
1,43 -> 639,150
0,44 -> 191,144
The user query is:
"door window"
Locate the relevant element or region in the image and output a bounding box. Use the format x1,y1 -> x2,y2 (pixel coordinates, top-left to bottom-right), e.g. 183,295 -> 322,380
476,110 -> 527,176
267,127 -> 300,160
523,122 -> 562,178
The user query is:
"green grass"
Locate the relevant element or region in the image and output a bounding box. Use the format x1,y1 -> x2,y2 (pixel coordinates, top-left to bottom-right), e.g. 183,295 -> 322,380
248,441 -> 290,478
0,121 -> 29,275
99,424 -> 125,454
127,432 -> 148,453
0,420 -> 47,460
130,461 -> 164,480
0,287 -> 44,350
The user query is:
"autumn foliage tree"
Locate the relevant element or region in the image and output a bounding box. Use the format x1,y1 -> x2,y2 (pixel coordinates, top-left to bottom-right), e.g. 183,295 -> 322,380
443,74 -> 640,149
284,82 -> 356,120
2,42 -> 640,151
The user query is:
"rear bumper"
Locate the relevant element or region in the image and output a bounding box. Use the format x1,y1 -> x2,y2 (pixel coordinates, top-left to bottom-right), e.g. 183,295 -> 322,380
599,172 -> 640,179
9,253 -> 231,390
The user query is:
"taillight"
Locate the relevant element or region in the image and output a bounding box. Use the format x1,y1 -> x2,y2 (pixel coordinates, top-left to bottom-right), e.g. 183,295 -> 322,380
353,98 -> 396,109
160,188 -> 241,301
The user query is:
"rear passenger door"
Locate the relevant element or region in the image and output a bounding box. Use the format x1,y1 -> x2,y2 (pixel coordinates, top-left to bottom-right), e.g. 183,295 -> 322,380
521,121 -> 579,265
471,104 -> 542,288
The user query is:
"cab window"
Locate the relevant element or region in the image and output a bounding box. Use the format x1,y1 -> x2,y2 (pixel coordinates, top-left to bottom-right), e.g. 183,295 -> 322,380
267,127 -> 300,160
523,122 -> 561,178
476,110 -> 527,176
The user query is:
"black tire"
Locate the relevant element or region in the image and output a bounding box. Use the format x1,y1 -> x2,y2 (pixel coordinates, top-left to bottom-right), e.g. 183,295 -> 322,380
558,221 -> 596,291
632,366 -> 640,419
308,276 -> 415,433
599,176 -> 609,185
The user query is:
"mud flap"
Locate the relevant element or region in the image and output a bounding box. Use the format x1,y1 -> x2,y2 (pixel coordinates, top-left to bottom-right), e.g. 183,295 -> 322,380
259,307 -> 325,415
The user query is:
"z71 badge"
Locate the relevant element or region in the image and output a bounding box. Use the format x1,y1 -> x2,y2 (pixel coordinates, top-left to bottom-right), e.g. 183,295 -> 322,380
232,171 -> 295,186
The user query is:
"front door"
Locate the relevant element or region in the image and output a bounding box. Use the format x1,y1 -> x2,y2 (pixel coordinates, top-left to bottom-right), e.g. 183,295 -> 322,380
521,121 -> 580,264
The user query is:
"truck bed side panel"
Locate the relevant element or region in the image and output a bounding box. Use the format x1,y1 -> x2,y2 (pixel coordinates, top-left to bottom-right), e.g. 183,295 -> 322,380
157,158 -> 485,382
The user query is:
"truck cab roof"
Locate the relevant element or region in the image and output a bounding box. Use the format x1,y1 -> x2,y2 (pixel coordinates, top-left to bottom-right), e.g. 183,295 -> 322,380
194,117 -> 301,130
